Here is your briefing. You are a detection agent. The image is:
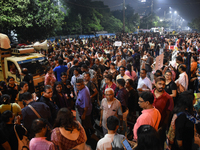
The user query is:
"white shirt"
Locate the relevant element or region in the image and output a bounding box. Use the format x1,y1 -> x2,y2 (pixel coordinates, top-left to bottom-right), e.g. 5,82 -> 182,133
137,77 -> 152,90
96,134 -> 115,150
175,72 -> 188,90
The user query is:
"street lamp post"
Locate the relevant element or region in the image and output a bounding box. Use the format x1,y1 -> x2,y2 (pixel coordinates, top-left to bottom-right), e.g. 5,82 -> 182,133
123,0 -> 125,33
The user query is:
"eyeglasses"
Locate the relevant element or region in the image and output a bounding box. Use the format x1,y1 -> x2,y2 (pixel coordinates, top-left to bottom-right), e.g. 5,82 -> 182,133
138,100 -> 145,103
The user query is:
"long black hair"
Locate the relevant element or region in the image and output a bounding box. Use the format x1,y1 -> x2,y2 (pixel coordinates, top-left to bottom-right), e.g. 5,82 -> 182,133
127,64 -> 132,77
173,90 -> 194,115
53,108 -> 80,132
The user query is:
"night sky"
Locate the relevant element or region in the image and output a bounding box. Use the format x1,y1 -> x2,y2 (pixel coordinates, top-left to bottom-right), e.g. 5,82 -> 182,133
95,0 -> 200,23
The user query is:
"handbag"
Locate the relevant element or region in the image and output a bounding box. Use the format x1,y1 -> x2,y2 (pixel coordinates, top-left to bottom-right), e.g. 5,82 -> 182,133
14,125 -> 29,150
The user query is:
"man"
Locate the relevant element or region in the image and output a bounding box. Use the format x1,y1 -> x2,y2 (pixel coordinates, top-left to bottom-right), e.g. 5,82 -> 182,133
176,55 -> 184,80
175,64 -> 188,92
116,79 -> 129,135
81,64 -> 98,88
60,72 -> 68,93
53,59 -> 68,81
39,85 -> 59,125
84,72 -> 98,103
133,91 -> 161,140
75,79 -> 93,137
116,66 -> 131,81
97,116 -> 125,150
145,51 -> 153,79
68,59 -> 79,80
22,92 -> 51,137
71,68 -> 83,96
21,68 -> 35,94
94,58 -> 104,74
132,49 -> 140,75
152,77 -> 174,146
137,69 -> 152,93
29,118 -> 55,150
100,88 -> 123,135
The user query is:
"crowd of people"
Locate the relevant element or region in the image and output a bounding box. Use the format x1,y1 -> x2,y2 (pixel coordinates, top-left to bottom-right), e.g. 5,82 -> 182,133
1,32 -> 200,150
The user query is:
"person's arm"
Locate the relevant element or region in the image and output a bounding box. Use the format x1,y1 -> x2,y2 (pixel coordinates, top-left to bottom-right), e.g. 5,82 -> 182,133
99,109 -> 103,127
81,107 -> 88,120
2,141 -> 11,150
170,90 -> 177,98
91,88 -> 98,99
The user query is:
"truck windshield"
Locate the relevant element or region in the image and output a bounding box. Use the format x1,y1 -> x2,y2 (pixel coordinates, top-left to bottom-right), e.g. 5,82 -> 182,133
18,57 -> 49,76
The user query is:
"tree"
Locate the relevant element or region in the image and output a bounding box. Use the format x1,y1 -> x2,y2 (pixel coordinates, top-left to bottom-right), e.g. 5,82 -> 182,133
1,0 -> 64,41
188,17 -> 200,31
140,13 -> 160,29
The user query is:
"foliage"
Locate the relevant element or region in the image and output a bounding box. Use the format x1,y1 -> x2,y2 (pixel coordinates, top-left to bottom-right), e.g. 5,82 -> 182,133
140,13 -> 160,29
188,17 -> 200,31
1,0 -> 64,41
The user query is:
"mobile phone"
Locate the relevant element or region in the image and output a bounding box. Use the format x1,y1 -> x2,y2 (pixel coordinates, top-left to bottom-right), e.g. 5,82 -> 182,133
121,139 -> 132,150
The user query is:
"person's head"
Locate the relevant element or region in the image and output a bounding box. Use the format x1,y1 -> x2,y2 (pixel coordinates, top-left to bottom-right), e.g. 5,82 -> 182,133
121,59 -> 126,67
106,116 -> 119,132
22,68 -> 28,75
105,88 -> 114,101
0,81 -> 7,91
31,118 -> 47,136
20,81 -> 29,92
164,70 -> 172,81
138,91 -> 154,109
95,58 -> 100,65
73,59 -> 79,66
163,59 -> 168,66
84,72 -> 90,82
103,70 -> 108,78
54,108 -> 79,132
60,72 -> 68,82
136,125 -> 161,150
81,64 -> 88,73
119,66 -> 126,76
176,55 -> 183,64
53,81 -> 63,94
146,51 -> 150,56
1,110 -> 14,124
125,79 -> 134,88
23,92 -> 33,104
46,66 -> 53,74
76,78 -> 85,91
43,85 -> 53,98
110,63 -> 115,69
58,59 -> 63,65
178,64 -> 186,73
154,70 -> 162,80
7,76 -> 15,85
105,74 -> 113,84
155,76 -> 165,92
140,69 -> 147,79
174,90 -> 195,114
191,55 -> 197,62
116,79 -> 125,88
0,94 -> 11,104
73,68 -> 79,76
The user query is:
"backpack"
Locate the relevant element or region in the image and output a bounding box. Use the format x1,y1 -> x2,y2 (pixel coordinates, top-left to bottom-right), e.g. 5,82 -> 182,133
14,125 -> 29,150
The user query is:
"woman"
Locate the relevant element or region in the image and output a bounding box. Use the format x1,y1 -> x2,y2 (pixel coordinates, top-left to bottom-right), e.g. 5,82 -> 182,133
52,82 -> 69,109
134,125 -> 161,150
104,54 -> 110,70
103,74 -> 116,97
16,81 -> 29,108
168,91 -> 198,150
7,76 -> 18,103
189,56 -> 198,91
0,110 -> 27,150
125,64 -> 137,81
164,70 -> 177,105
0,94 -> 22,116
44,66 -> 56,87
51,108 -> 87,150
108,63 -> 118,82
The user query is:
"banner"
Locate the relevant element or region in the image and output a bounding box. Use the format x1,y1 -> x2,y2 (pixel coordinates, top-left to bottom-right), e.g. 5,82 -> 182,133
155,53 -> 164,70
114,41 -> 122,47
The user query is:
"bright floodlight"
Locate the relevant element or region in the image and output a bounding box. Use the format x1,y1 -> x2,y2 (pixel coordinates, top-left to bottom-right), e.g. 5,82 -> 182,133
174,11 -> 177,14
169,11 -> 172,13
160,19 -> 163,22
183,19 -> 185,21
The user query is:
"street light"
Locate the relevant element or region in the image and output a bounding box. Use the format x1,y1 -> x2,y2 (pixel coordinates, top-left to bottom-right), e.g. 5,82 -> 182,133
174,11 -> 177,14
169,11 -> 172,14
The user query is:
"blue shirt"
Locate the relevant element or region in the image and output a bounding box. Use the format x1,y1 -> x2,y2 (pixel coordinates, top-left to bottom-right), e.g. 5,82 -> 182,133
53,65 -> 68,81
75,86 -> 92,116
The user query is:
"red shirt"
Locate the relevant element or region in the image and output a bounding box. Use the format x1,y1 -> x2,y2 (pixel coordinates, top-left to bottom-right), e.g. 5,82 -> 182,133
152,89 -> 174,126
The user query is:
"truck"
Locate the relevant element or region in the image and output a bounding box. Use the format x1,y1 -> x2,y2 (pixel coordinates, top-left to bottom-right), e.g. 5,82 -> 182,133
0,33 -> 49,92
